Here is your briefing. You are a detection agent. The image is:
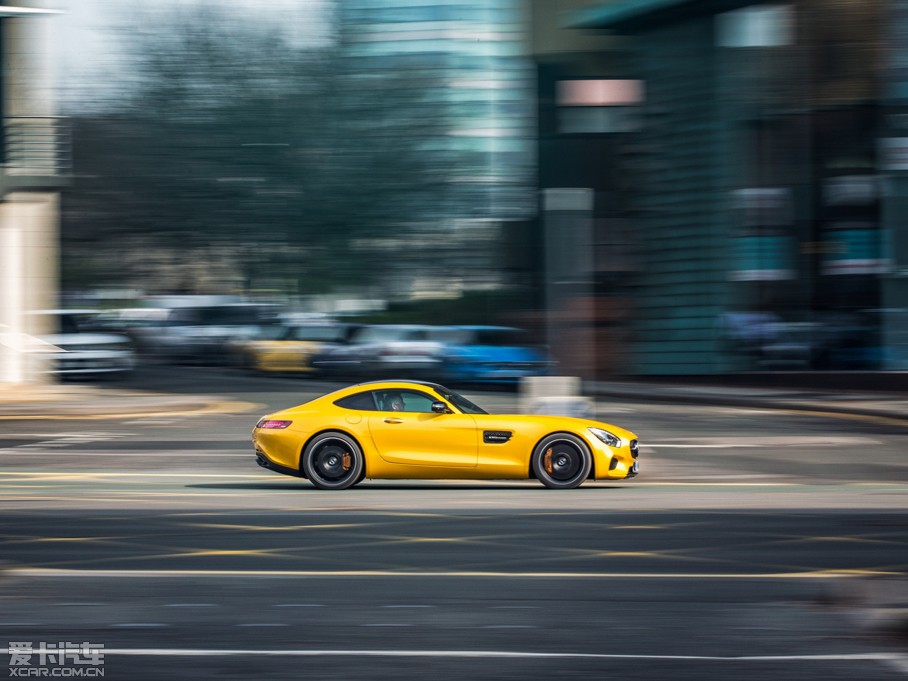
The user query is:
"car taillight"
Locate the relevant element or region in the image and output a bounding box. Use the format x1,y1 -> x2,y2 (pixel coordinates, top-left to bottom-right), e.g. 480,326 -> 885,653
256,419 -> 292,429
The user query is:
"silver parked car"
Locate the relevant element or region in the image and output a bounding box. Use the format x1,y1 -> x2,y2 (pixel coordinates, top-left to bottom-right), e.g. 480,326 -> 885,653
311,324 -> 456,379
35,310 -> 136,378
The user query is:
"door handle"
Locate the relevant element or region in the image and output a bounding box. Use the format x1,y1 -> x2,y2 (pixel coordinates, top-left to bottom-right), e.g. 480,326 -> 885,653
383,417 -> 403,424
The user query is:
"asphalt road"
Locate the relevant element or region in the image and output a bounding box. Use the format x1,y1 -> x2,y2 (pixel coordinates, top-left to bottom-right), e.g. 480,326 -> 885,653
1,365 -> 906,680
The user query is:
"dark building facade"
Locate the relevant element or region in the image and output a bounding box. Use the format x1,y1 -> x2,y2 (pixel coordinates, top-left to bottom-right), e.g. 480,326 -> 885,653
569,0 -> 907,374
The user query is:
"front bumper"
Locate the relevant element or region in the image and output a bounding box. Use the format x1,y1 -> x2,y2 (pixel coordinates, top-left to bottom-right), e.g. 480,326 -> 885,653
46,351 -> 135,375
593,437 -> 639,480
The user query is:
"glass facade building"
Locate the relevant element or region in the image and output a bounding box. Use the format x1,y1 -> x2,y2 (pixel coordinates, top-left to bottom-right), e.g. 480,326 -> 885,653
339,0 -> 536,222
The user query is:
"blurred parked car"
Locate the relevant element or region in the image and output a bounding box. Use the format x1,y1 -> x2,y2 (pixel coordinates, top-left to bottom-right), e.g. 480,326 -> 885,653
34,310 -> 136,379
440,326 -> 553,384
718,309 -> 887,370
231,323 -> 360,374
137,297 -> 280,364
311,324 -> 454,379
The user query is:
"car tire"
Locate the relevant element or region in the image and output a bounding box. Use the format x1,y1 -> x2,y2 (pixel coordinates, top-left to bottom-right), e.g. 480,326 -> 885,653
302,432 -> 365,490
531,433 -> 592,489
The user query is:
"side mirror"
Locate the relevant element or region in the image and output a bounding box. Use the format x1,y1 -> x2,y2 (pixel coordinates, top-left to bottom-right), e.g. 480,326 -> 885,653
431,401 -> 451,414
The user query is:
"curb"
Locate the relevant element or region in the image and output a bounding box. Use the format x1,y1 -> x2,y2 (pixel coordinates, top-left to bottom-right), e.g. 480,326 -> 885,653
588,385 -> 908,425
0,390 -> 263,420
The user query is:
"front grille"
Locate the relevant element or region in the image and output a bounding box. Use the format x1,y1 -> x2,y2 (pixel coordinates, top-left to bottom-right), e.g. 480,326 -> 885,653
630,439 -> 639,459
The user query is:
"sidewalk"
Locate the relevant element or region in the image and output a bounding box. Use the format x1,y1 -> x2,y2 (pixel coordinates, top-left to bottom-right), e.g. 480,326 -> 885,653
0,383 -> 257,419
589,380 -> 908,424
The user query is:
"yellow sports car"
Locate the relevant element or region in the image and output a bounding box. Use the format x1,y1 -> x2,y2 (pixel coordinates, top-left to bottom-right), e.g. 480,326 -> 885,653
234,323 -> 357,374
253,380 -> 639,489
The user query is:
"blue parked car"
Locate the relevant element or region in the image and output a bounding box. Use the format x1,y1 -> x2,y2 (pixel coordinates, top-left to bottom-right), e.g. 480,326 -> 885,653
440,326 -> 553,384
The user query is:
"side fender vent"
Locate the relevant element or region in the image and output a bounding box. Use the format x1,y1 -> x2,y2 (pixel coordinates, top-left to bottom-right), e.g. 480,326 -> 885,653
483,430 -> 513,444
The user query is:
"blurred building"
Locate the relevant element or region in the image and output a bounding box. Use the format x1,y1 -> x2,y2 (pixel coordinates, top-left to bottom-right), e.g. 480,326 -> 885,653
562,0 -> 908,374
526,0 -> 641,378
0,3 -> 68,384
338,0 -> 537,297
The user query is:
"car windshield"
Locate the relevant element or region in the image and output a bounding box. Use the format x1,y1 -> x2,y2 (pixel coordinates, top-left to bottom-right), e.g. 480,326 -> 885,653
353,326 -> 427,343
168,305 -> 276,325
472,328 -> 526,346
252,324 -> 288,341
433,386 -> 488,415
57,313 -> 104,334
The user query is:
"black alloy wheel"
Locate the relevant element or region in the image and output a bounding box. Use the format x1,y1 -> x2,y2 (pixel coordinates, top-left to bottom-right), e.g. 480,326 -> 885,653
531,433 -> 592,489
302,432 -> 364,490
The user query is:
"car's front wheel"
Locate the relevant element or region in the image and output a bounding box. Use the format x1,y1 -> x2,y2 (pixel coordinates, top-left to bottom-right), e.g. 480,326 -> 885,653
531,433 -> 592,489
302,432 -> 364,490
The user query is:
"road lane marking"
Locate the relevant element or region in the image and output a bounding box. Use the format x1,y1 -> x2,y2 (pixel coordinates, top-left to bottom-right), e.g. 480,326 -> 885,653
490,606 -> 539,610
0,623 -> 41,627
170,549 -> 284,558
362,624 -> 414,628
776,409 -> 908,428
0,472 -> 268,478
237,623 -> 288,628
610,525 -> 665,530
7,568 -> 903,579
644,436 -> 881,447
46,648 -> 907,665
187,523 -> 370,532
645,444 -> 761,448
0,453 -> 252,457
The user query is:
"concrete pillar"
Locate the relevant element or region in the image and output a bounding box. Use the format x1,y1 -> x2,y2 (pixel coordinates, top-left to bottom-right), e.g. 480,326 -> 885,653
0,8 -> 62,384
4,9 -> 57,117
0,192 -> 59,383
542,188 -> 596,378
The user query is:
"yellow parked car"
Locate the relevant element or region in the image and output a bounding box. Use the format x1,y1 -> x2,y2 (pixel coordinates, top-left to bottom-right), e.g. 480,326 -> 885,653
236,323 -> 358,374
253,380 -> 639,489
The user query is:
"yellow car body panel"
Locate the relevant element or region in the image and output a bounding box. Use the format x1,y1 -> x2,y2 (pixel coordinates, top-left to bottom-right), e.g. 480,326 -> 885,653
247,340 -> 322,372
252,380 -> 639,487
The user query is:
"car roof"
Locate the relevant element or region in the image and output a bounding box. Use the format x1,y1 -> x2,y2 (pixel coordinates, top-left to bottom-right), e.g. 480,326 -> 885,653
352,379 -> 448,391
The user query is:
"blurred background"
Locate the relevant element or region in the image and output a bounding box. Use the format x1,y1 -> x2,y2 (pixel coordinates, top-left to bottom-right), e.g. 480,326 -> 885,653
3,0 -> 908,386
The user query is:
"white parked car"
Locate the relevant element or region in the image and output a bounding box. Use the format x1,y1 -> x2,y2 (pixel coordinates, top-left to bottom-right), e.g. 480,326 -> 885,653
35,310 -> 136,378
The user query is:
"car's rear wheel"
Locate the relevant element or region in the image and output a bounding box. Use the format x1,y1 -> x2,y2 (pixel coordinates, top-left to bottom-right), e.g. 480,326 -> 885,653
531,433 -> 592,489
302,432 -> 364,490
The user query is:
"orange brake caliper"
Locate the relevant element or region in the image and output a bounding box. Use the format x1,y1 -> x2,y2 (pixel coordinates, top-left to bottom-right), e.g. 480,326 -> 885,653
342,453 -> 351,471
543,447 -> 553,474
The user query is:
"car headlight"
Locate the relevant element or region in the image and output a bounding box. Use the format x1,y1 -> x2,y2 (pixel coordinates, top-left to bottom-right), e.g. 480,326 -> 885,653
588,427 -> 621,448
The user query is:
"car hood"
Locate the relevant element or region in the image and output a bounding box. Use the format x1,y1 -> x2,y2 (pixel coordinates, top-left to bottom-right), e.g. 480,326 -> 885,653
474,413 -> 636,441
42,333 -> 131,347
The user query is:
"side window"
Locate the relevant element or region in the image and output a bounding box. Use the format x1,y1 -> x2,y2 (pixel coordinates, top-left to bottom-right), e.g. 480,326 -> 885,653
334,392 -> 378,411
376,390 -> 438,413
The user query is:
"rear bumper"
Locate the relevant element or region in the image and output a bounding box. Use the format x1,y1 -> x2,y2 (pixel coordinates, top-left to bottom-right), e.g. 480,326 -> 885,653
255,449 -> 303,478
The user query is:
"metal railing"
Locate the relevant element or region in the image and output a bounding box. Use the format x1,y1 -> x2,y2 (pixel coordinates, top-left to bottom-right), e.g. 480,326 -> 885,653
2,116 -> 71,177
